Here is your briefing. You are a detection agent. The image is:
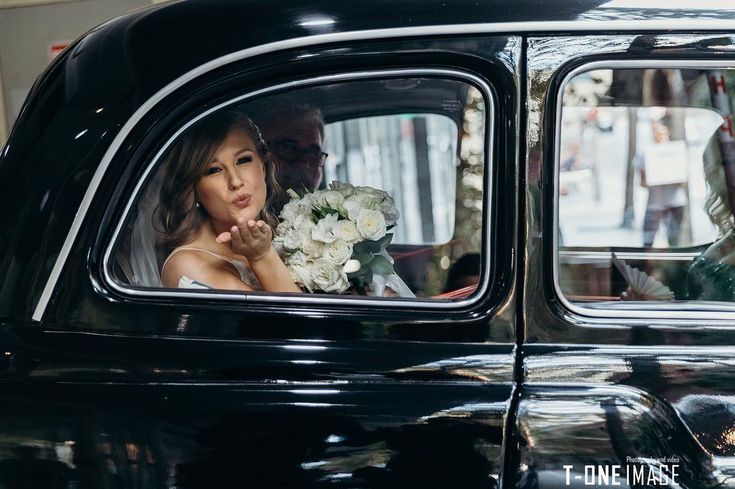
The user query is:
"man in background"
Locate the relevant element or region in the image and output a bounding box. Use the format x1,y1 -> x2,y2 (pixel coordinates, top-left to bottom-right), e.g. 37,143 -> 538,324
257,105 -> 328,215
635,117 -> 689,247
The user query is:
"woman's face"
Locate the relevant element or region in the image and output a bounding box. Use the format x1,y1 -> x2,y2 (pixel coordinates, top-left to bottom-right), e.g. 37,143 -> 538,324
194,128 -> 267,234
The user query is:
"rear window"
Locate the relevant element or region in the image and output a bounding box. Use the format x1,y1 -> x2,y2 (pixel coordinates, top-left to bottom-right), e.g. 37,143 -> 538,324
557,65 -> 735,314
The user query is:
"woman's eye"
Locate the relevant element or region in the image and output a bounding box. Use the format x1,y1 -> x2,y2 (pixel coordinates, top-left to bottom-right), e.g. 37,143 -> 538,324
204,167 -> 221,176
237,155 -> 253,165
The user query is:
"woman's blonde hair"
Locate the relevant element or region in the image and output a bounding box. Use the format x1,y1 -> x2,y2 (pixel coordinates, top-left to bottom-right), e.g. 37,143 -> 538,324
155,110 -> 281,255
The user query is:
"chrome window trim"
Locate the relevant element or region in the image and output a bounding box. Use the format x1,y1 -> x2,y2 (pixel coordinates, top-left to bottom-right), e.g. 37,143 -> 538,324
554,59 -> 735,320
560,250 -> 701,261
33,21 -> 735,322
95,68 -> 494,310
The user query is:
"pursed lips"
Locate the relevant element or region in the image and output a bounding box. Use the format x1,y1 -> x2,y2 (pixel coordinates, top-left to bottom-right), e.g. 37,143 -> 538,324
232,193 -> 251,208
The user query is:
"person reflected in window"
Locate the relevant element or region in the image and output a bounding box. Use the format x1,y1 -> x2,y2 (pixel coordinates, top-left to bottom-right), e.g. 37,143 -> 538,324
257,105 -> 327,214
635,117 -> 688,247
686,142 -> 735,302
156,110 -> 301,293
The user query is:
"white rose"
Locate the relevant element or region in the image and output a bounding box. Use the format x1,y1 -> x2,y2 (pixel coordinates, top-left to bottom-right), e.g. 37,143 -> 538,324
279,200 -> 301,222
292,212 -> 313,232
313,191 -> 326,208
273,239 -> 285,256
290,263 -> 315,292
380,200 -> 400,226
282,227 -> 303,251
356,185 -> 389,200
310,258 -> 350,293
287,250 -> 309,266
329,181 -> 355,197
299,230 -> 324,258
323,190 -> 345,210
274,220 -> 290,237
343,196 -> 373,220
337,219 -> 361,244
356,209 -> 387,241
323,239 -> 353,266
343,197 -> 359,220
311,213 -> 340,243
297,193 -> 315,211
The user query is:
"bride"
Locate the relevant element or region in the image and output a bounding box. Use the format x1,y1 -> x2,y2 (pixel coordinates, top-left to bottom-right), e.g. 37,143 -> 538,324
155,110 -> 301,293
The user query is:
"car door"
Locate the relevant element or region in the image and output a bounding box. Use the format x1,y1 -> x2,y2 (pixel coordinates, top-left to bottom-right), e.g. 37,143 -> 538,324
0,15 -> 520,489
518,28 -> 735,488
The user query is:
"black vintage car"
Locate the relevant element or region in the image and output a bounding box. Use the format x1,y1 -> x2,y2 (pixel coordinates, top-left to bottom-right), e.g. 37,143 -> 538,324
3,0 -> 735,487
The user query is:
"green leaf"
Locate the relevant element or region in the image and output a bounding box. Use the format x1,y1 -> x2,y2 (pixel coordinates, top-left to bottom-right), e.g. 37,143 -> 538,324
369,255 -> 394,275
376,233 -> 393,249
359,240 -> 382,254
354,241 -> 378,255
356,254 -> 375,266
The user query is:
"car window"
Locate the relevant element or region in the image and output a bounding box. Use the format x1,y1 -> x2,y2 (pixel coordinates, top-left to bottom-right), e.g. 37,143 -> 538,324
323,113 -> 458,245
108,74 -> 488,301
557,66 -> 735,310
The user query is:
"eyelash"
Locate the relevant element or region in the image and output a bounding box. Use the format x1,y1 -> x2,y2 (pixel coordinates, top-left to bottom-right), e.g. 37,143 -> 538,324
203,155 -> 253,176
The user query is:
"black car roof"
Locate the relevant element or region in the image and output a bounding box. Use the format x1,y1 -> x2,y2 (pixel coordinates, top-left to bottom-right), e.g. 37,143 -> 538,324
39,0 -> 735,108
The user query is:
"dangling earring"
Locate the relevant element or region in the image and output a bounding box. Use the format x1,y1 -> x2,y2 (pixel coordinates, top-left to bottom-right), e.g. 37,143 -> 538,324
195,202 -> 201,209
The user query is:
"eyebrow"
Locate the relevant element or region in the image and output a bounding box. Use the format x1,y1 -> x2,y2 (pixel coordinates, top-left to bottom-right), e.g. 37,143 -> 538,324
276,138 -> 321,150
211,147 -> 255,163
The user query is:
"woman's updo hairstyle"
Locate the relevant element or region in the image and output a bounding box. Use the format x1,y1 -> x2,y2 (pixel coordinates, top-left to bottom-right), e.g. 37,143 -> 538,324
155,110 -> 281,255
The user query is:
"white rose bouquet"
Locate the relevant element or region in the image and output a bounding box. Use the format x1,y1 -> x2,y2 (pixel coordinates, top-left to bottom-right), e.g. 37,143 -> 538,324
274,181 -> 401,294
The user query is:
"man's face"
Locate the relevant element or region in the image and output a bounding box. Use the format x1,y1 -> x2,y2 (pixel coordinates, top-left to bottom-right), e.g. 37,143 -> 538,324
264,117 -> 325,193
652,122 -> 670,144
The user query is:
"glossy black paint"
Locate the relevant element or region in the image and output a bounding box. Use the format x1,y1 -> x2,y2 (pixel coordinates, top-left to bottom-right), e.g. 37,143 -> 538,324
519,32 -> 735,489
0,2 -> 522,487
2,1 -> 735,488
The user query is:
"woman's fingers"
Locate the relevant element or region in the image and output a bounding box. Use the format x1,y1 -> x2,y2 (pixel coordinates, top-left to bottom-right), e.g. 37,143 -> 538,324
215,231 -> 232,244
230,224 -> 246,249
241,219 -> 268,240
237,219 -> 256,242
222,219 -> 272,258
259,220 -> 272,239
252,220 -> 271,240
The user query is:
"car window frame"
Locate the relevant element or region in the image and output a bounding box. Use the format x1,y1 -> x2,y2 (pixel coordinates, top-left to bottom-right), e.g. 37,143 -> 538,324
100,67 -> 496,310
553,58 -> 735,320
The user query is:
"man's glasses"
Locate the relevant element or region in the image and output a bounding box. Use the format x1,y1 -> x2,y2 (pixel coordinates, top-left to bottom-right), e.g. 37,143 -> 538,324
269,141 -> 328,167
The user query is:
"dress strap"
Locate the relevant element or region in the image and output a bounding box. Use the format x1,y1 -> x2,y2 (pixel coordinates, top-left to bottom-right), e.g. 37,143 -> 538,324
161,246 -> 260,290
162,246 -> 236,273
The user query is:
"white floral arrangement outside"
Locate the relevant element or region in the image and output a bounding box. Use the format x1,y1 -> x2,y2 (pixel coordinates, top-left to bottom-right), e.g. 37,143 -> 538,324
274,181 -> 401,294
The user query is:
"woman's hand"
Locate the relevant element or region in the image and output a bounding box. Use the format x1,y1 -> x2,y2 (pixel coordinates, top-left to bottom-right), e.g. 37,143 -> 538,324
216,219 -> 273,262
216,219 -> 301,293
